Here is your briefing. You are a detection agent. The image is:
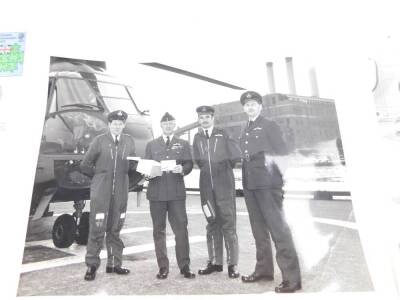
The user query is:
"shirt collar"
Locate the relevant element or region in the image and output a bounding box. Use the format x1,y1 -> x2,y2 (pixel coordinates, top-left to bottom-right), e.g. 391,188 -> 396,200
111,133 -> 119,142
202,126 -> 214,135
162,134 -> 174,143
249,114 -> 260,122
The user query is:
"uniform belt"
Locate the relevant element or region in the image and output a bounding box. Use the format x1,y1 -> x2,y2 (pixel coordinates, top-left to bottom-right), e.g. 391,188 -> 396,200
243,152 -> 264,162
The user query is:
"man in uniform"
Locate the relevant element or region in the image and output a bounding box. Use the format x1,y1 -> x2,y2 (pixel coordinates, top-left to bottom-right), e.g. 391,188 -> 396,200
238,91 -> 301,293
80,110 -> 136,281
192,105 -> 241,278
145,112 -> 195,279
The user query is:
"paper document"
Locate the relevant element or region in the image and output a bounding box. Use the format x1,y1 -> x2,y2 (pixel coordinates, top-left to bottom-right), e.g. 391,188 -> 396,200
127,156 -> 141,161
160,160 -> 176,172
0,32 -> 26,77
136,159 -> 162,177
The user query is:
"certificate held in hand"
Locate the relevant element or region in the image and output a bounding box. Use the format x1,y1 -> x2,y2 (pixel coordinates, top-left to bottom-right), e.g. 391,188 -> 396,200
160,160 -> 176,172
127,157 -> 162,177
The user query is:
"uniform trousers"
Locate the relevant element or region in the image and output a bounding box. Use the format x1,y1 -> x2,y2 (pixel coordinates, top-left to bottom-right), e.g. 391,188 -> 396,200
243,187 -> 301,283
206,192 -> 239,266
149,200 -> 190,270
86,195 -> 126,269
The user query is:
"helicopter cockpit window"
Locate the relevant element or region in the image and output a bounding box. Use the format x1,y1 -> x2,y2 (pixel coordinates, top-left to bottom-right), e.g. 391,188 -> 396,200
55,77 -> 102,111
127,86 -> 145,112
43,110 -> 108,154
42,77 -> 108,154
96,82 -> 139,115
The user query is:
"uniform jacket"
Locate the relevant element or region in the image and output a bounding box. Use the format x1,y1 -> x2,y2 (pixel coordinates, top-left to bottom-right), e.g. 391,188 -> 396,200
145,136 -> 193,201
239,115 -> 288,190
193,127 -> 242,204
80,132 -> 136,213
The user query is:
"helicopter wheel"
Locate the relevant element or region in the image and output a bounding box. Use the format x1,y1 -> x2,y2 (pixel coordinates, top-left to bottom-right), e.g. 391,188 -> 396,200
75,212 -> 90,245
52,214 -> 76,248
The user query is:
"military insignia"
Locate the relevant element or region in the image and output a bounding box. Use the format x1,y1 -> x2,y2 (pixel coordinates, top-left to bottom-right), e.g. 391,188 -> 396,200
117,111 -> 123,116
252,127 -> 262,131
215,134 -> 223,137
171,143 -> 183,149
246,93 -> 252,98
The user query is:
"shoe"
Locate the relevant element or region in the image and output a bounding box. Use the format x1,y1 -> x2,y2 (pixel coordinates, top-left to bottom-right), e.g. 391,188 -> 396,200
241,272 -> 274,283
84,266 -> 97,281
228,265 -> 240,279
275,281 -> 302,293
156,267 -> 169,279
198,262 -> 223,275
106,266 -> 130,275
180,265 -> 196,279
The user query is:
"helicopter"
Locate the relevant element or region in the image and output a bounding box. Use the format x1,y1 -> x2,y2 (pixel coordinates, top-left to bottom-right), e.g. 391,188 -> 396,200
28,56 -> 153,248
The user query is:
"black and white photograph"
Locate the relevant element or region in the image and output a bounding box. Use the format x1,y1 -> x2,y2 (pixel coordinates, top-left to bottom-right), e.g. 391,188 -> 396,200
15,54 -> 373,296
1,1 -> 400,299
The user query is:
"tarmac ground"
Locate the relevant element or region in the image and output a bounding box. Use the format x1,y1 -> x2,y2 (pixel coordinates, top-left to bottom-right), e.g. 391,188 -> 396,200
17,191 -> 374,296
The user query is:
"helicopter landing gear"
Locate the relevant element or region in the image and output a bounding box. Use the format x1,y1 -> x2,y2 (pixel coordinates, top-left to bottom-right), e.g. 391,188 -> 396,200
52,214 -> 76,248
75,206 -> 90,246
51,200 -> 90,248
73,200 -> 90,245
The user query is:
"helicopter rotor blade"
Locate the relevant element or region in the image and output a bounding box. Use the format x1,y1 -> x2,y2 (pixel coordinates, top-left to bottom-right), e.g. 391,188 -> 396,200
140,62 -> 246,90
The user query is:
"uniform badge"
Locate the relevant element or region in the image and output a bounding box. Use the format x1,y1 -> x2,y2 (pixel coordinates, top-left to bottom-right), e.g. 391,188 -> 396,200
171,143 -> 183,149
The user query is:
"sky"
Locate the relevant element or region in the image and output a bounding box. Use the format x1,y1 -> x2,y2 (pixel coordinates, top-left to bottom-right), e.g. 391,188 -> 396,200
106,56 -> 331,135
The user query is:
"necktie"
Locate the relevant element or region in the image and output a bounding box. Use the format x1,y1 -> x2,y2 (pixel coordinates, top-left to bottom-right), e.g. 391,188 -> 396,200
248,120 -> 254,128
115,135 -> 119,145
166,136 -> 170,146
205,130 -> 209,139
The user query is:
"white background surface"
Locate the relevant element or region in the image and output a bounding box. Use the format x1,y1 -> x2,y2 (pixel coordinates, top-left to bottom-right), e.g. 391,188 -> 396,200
1,0 -> 400,299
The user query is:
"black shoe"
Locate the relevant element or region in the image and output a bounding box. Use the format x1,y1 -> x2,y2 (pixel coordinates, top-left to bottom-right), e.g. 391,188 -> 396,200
198,262 -> 223,275
228,265 -> 240,279
106,266 -> 130,275
275,281 -> 302,293
84,266 -> 97,281
156,267 -> 169,279
241,272 -> 274,283
180,265 -> 196,279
